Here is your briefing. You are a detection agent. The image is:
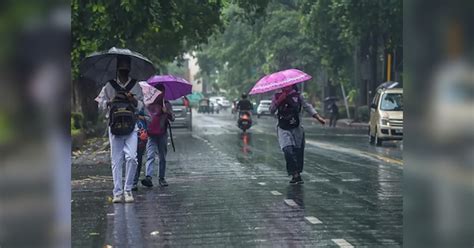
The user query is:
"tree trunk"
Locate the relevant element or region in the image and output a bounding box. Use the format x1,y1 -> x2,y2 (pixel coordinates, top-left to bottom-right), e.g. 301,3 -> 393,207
368,31 -> 379,101
77,77 -> 99,125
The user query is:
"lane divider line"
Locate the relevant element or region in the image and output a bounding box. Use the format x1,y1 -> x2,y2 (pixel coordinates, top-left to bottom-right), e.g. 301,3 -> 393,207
331,239 -> 354,248
341,178 -> 361,182
270,191 -> 282,196
284,199 -> 298,207
304,216 -> 322,224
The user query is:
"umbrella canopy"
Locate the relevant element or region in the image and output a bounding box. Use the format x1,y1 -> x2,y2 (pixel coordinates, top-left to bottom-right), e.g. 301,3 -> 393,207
249,69 -> 312,95
139,81 -> 162,105
147,75 -> 192,100
80,47 -> 156,84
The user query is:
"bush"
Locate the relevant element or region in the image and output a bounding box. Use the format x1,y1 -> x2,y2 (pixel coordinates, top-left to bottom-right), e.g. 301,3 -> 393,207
337,105 -> 355,119
71,112 -> 84,130
356,105 -> 370,122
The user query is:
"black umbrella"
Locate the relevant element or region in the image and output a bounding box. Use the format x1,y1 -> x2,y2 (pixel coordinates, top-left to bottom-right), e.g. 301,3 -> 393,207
79,47 -> 156,84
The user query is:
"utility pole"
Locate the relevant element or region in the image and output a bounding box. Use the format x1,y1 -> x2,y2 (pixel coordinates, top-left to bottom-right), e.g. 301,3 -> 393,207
340,83 -> 350,119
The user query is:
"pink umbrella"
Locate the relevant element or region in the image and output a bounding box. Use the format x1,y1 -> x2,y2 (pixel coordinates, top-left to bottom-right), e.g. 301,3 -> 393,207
249,69 -> 312,95
139,81 -> 162,105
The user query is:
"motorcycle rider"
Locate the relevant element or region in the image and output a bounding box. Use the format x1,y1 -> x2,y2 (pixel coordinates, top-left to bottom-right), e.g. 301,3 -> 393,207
236,93 -> 253,114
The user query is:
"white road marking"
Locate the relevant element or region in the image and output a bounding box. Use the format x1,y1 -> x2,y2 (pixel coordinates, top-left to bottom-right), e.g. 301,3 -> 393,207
284,199 -> 298,207
304,216 -> 322,224
309,178 -> 330,182
342,178 -> 361,182
270,191 -> 282,196
331,239 -> 354,248
150,231 -> 160,236
258,182 -> 266,186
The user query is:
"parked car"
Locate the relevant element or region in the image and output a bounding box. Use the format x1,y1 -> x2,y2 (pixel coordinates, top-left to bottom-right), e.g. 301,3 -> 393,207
369,82 -> 403,146
170,98 -> 192,130
256,100 -> 272,118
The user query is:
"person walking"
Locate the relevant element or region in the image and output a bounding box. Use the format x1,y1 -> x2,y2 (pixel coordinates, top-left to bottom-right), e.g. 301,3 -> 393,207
329,101 -> 339,127
141,84 -> 175,188
132,110 -> 148,191
270,85 -> 325,184
96,55 -> 143,203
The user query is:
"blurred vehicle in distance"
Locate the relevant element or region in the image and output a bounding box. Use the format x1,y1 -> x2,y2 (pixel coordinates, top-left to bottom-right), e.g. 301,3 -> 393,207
210,96 -> 231,110
170,98 -> 192,130
256,100 -> 272,118
369,82 -> 403,146
197,98 -> 215,114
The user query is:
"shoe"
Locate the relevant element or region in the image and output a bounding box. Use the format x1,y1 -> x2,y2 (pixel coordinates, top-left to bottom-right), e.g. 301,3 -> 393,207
289,176 -> 298,184
112,195 -> 123,203
159,178 -> 169,187
131,184 -> 138,191
124,191 -> 134,203
141,176 -> 153,188
295,175 -> 304,184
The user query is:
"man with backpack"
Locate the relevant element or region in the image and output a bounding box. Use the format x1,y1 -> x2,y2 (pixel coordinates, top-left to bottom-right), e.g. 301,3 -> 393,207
141,84 -> 175,188
96,55 -> 143,203
270,85 -> 325,184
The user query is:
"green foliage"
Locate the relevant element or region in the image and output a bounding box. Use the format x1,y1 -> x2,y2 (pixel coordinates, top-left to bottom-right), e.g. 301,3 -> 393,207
71,112 -> 84,130
197,1 -> 323,99
356,105 -> 370,122
72,0 -> 225,79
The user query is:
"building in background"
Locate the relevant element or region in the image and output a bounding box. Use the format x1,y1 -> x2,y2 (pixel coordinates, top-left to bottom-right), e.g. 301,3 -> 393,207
183,52 -> 204,93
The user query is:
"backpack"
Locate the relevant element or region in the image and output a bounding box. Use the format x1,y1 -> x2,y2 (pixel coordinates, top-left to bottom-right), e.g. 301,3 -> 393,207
108,79 -> 137,136
147,102 -> 170,137
276,91 -> 302,130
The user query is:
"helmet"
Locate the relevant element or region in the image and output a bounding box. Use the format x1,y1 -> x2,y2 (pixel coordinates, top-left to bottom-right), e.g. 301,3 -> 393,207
241,93 -> 248,99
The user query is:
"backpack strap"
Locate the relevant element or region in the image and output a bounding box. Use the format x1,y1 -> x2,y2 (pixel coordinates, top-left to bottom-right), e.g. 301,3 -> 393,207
109,80 -> 123,92
109,79 -> 137,93
124,79 -> 137,92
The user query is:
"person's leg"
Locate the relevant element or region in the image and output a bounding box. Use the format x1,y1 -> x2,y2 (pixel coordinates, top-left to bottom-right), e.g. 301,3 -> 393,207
144,137 -> 157,178
109,129 -> 125,197
295,133 -> 305,174
123,131 -> 138,193
282,145 -> 298,176
157,134 -> 168,180
133,143 -> 144,186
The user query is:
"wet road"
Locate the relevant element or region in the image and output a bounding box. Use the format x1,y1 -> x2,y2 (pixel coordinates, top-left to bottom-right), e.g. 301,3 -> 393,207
72,110 -> 403,247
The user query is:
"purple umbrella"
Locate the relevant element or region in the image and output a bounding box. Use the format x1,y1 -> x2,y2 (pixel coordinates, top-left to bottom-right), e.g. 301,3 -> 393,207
147,75 -> 192,100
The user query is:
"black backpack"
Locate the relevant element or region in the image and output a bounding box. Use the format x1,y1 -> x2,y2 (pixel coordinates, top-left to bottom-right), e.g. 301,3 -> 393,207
277,92 -> 302,130
108,79 -> 138,136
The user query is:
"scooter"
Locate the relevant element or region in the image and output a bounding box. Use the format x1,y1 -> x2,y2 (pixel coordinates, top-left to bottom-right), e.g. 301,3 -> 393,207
237,111 -> 252,132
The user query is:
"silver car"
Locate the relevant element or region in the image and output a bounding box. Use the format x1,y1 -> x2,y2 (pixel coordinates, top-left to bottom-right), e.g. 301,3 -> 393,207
170,98 -> 192,130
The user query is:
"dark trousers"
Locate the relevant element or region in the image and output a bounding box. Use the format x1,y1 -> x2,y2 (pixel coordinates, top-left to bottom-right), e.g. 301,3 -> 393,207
282,134 -> 305,176
133,143 -> 146,185
330,114 -> 338,127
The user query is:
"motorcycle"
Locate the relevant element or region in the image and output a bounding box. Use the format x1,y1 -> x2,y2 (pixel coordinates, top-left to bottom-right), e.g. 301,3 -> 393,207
237,111 -> 252,132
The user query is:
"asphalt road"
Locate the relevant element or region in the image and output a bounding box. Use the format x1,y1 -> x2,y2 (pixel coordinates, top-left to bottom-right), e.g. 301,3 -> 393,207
72,109 -> 403,247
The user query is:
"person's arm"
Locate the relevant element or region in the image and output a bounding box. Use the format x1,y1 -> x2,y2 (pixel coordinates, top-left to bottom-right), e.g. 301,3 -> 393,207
270,94 -> 278,114
300,95 -> 325,125
143,106 -> 152,125
164,101 -> 175,122
97,84 -> 111,112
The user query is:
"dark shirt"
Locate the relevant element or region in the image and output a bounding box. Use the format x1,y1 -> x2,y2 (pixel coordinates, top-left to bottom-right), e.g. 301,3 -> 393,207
237,99 -> 253,111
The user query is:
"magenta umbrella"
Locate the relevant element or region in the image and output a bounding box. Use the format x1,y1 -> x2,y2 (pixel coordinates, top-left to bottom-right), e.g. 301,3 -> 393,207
147,75 -> 192,100
249,69 -> 312,95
